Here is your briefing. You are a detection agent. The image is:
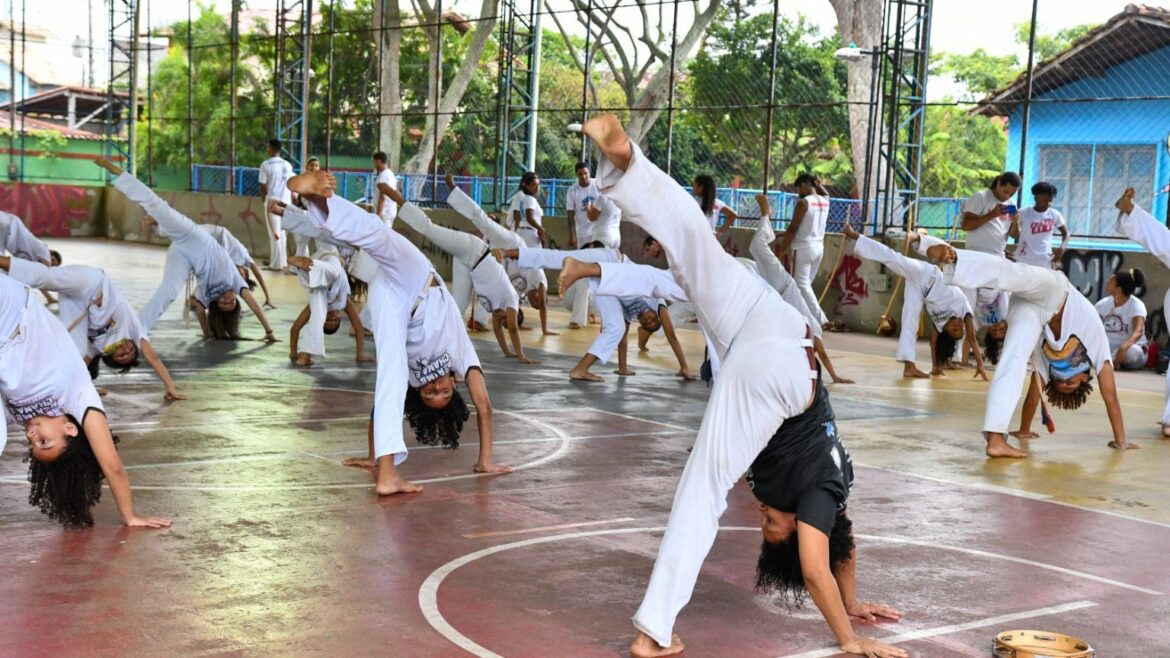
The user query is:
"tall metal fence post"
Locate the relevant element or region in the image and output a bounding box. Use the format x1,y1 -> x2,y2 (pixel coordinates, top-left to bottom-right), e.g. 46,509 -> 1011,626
665,0 -> 679,176
1016,0 -> 1039,207
761,0 -> 781,197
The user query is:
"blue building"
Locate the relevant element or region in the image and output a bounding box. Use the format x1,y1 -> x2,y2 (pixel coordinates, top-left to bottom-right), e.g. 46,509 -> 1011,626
977,5 -> 1170,236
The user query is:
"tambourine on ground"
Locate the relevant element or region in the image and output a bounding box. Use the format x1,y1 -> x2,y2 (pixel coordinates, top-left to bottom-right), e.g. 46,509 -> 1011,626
993,629 -> 1094,658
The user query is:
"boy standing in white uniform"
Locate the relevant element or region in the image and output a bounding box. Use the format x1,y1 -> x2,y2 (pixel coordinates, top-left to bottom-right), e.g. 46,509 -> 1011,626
258,139 -> 294,271
372,151 -> 398,225
1012,181 -> 1068,269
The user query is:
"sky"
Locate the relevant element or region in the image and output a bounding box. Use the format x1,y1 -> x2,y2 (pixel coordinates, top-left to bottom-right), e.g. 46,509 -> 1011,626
24,0 -> 1148,99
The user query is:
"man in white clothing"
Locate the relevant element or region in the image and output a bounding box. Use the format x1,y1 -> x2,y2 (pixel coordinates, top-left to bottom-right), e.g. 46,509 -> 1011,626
258,138 -> 294,271
372,151 -> 398,225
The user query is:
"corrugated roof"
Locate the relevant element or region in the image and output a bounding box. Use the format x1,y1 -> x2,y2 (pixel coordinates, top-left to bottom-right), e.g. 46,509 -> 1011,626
0,109 -> 106,140
975,4 -> 1170,117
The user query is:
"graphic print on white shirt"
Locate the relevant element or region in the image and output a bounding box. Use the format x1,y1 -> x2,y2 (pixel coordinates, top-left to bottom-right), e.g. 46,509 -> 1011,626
566,181 -> 600,244
1015,206 -> 1066,263
1095,295 -> 1148,352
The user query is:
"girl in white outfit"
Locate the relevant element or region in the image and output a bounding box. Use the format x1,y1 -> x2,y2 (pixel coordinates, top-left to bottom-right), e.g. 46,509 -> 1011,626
959,172 -> 1020,257
287,246 -> 371,367
0,274 -> 171,529
923,240 -> 1135,458
199,224 -> 275,309
0,210 -> 50,264
285,171 -> 512,496
1094,269 -> 1147,371
96,158 -> 277,342
0,256 -> 183,400
578,115 -> 902,658
775,174 -> 831,328
1115,188 -> 1170,436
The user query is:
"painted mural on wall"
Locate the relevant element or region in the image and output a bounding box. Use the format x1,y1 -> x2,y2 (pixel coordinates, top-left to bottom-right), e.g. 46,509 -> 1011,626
829,254 -> 868,315
0,183 -> 99,236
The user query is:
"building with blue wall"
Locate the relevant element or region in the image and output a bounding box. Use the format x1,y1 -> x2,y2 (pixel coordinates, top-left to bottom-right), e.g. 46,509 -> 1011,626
977,5 -> 1170,236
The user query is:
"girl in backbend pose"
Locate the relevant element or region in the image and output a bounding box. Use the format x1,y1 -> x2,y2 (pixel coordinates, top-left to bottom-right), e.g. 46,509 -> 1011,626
95,158 -> 278,342
576,114 -> 903,658
0,273 -> 172,529
285,171 -> 512,495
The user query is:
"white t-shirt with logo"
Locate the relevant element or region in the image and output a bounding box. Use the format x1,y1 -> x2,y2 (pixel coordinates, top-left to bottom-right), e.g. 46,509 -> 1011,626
961,188 -> 1011,256
200,224 -> 253,268
972,287 -> 1009,330
515,194 -> 544,248
566,181 -> 600,245
406,285 -> 482,388
258,156 -> 294,204
86,271 -> 148,360
924,274 -> 973,332
375,168 -> 399,223
1095,295 -> 1148,353
791,195 -> 829,249
1,276 -> 103,444
1033,286 -> 1113,383
1015,207 -> 1066,267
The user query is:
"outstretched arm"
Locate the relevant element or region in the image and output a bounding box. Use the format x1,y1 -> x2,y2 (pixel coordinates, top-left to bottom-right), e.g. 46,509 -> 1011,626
85,410 -> 172,528
248,262 -> 275,308
833,547 -> 901,624
615,324 -> 634,375
344,298 -> 372,362
1014,371 -> 1043,438
191,298 -> 211,339
715,204 -> 738,236
1098,363 -> 1136,450
465,368 -> 512,474
289,304 -> 311,359
491,312 -> 515,357
965,315 -> 988,381
658,306 -> 693,380
139,338 -> 185,400
240,288 -> 278,342
778,199 -> 807,256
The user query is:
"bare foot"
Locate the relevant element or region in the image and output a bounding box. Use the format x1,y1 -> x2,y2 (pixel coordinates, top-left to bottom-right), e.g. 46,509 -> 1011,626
1010,430 -> 1040,439
375,476 -> 423,496
614,368 -> 636,376
1162,424 -> 1170,439
569,322 -> 582,329
986,433 -> 1029,458
1115,186 -> 1136,214
630,631 -> 684,658
754,193 -> 771,217
287,170 -> 337,198
582,114 -> 633,171
926,243 -> 956,264
903,363 -> 930,379
517,356 -> 540,365
342,457 -> 375,470
558,257 -> 601,299
96,387 -> 109,397
474,462 -> 514,474
543,329 -> 560,336
445,172 -> 457,191
570,369 -> 604,382
294,353 -> 313,367
832,376 -> 856,384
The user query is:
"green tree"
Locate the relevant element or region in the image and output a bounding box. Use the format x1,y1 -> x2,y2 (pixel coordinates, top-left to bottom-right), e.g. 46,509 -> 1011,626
1016,22 -> 1096,62
919,105 -> 1007,197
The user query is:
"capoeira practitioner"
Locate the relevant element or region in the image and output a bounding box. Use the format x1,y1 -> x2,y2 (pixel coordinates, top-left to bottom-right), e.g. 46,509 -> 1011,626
1115,188 -> 1170,437
0,274 -> 172,529
576,115 -> 903,658
1011,182 -> 1068,269
285,171 -> 512,494
0,256 -> 184,400
774,174 -> 834,331
372,150 -> 399,225
392,175 -> 536,363
840,224 -> 986,380
924,239 -> 1136,457
96,158 -> 278,342
286,249 -> 372,367
448,177 -> 556,336
1094,268 -> 1147,371
0,209 -> 51,264
258,139 -> 294,271
752,195 -> 853,384
692,174 -> 737,236
199,224 -> 276,309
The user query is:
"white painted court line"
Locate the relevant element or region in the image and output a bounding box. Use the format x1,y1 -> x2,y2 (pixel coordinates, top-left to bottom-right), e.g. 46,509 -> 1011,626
578,407 -> 695,432
463,517 -> 638,539
779,600 -> 1098,658
418,526 -> 1148,658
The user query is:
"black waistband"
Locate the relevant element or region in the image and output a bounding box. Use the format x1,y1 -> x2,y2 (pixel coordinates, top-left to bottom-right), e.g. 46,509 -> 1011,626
472,248 -> 492,270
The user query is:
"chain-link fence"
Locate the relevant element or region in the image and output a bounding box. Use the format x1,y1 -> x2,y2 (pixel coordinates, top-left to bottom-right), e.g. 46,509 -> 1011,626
2,1 -> 1168,239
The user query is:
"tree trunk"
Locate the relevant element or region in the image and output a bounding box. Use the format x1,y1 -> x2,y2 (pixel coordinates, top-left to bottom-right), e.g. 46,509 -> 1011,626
402,0 -> 497,175
376,0 -> 403,169
829,0 -> 883,201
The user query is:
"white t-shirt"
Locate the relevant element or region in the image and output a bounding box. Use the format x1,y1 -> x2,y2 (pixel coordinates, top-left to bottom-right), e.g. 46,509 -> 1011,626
1034,288 -> 1113,383
0,276 -> 103,434
297,251 -> 351,312
1015,207 -> 1066,266
924,275 -> 973,332
190,238 -> 250,308
375,167 -> 399,222
200,224 -> 253,268
791,195 -> 829,248
1095,295 -> 1148,353
258,156 -> 294,204
961,189 -> 1011,256
516,194 -> 544,231
701,198 -> 727,232
86,271 -> 148,359
588,194 -> 622,249
406,285 -> 482,388
972,287 -> 1008,329
619,296 -> 663,324
566,181 -> 600,245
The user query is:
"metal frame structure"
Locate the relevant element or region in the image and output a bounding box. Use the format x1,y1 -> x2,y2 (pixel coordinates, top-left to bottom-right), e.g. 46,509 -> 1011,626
274,0 -> 313,169
874,0 -> 933,231
105,0 -> 138,177
493,0 -> 543,207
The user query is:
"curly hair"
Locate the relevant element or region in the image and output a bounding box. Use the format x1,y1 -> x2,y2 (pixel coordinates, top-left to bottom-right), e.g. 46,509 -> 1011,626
934,330 -> 959,368
984,334 -> 1003,365
207,302 -> 242,340
404,383 -> 470,450
1045,374 -> 1094,410
755,510 -> 855,607
25,415 -> 116,529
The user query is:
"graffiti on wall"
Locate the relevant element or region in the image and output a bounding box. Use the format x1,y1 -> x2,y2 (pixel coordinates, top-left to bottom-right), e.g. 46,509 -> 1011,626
0,183 -> 96,236
830,254 -> 868,315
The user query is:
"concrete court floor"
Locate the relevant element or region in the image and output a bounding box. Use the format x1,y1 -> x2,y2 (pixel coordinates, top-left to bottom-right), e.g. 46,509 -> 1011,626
1,238 -> 1168,657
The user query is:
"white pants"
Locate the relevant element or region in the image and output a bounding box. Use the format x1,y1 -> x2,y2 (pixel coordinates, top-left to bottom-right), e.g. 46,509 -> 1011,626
6,259 -> 102,357
750,223 -> 822,338
446,187 -> 545,296
516,245 -> 623,271
853,235 -> 934,364
565,279 -> 591,325
944,249 -> 1067,433
266,208 -> 288,269
790,243 -> 828,326
296,250 -> 347,359
595,141 -> 814,648
116,173 -> 226,332
1118,204 -> 1170,423
400,204 -> 518,314
308,195 -> 436,464
1014,252 -> 1055,269
0,211 -> 50,263
292,233 -> 311,259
